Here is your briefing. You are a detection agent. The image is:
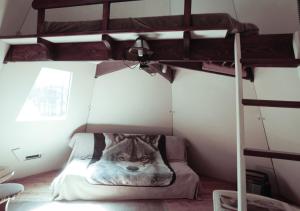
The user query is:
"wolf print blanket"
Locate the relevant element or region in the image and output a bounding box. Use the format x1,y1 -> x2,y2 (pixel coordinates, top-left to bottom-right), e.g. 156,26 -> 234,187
86,133 -> 175,187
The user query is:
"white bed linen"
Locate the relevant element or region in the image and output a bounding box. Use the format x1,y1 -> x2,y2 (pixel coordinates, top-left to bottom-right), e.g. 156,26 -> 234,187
51,159 -> 199,201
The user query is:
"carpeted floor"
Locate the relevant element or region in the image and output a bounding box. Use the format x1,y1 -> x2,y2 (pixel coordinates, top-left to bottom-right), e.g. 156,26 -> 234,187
7,170 -> 236,211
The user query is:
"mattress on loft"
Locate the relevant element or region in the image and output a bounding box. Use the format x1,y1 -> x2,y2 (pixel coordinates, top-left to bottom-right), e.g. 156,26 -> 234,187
42,13 -> 259,35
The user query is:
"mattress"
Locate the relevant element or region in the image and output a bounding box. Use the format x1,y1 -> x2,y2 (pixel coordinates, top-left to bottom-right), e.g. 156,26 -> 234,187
42,13 -> 259,35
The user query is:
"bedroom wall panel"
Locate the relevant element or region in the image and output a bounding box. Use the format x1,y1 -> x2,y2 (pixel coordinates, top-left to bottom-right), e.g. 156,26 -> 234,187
171,69 -> 278,194
0,62 -> 95,179
254,68 -> 300,205
87,67 -> 173,135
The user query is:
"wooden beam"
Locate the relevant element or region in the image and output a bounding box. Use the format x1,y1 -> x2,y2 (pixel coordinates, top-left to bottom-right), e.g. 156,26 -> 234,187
244,148 -> 300,161
37,9 -> 45,35
160,61 -> 251,79
5,44 -> 50,61
184,0 -> 192,27
32,0 -> 141,9
242,58 -> 300,67
4,34 -> 300,69
102,2 -> 111,30
241,34 -> 295,61
242,99 -> 300,108
37,37 -> 55,60
102,34 -> 115,58
183,31 -> 191,59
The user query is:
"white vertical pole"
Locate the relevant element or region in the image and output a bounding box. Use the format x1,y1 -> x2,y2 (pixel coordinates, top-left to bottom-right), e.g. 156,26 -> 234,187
235,33 -> 247,211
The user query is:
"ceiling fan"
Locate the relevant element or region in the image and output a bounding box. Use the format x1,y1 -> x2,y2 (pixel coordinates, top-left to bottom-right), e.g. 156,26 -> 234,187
95,36 -> 252,82
95,36 -> 175,83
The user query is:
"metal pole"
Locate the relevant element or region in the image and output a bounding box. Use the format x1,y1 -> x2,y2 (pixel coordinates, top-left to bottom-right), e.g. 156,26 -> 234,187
235,33 -> 247,211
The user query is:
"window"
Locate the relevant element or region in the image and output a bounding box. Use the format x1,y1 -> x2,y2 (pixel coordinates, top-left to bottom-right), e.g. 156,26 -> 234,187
17,68 -> 72,121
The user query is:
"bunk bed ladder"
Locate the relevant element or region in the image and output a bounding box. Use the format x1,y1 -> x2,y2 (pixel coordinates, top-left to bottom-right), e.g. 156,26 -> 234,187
235,33 -> 248,211
235,33 -> 300,211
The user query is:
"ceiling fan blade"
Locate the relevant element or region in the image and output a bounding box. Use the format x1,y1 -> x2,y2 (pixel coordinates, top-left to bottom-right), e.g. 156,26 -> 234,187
156,65 -> 175,83
141,62 -> 174,83
95,61 -> 139,78
147,63 -> 162,74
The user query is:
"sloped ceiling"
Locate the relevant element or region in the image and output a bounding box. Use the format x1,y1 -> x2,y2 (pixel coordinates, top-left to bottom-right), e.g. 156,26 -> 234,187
0,0 -> 32,35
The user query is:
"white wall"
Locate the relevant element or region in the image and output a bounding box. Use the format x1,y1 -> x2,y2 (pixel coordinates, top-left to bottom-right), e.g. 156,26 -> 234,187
171,0 -> 299,34
0,62 -> 95,179
254,68 -> 300,204
171,0 -> 236,16
20,0 -> 171,35
171,69 -> 278,192
87,67 -> 173,135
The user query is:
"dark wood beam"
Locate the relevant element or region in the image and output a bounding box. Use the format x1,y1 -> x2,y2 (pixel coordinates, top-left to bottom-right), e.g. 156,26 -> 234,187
242,99 -> 300,108
37,9 -> 45,35
4,34 -> 300,69
55,42 -> 108,61
102,34 -> 116,58
102,2 -> 111,30
161,61 -> 249,79
241,34 -> 295,61
242,58 -> 300,67
183,31 -> 191,59
184,0 -> 192,27
32,0 -> 141,9
5,44 -> 50,62
244,148 -> 300,161
37,37 -> 55,60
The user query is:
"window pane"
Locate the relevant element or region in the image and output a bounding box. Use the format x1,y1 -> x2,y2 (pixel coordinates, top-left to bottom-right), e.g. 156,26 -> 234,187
17,68 -> 72,121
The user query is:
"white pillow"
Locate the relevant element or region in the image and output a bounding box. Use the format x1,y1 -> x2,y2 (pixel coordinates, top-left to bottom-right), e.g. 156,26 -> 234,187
68,133 -> 95,162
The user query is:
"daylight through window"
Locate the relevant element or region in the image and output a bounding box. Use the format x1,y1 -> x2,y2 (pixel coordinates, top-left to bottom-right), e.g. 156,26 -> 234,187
17,68 -> 72,121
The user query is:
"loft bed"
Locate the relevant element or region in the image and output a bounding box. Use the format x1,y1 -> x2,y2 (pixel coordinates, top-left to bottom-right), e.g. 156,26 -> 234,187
1,0 -> 299,83
0,0 -> 300,210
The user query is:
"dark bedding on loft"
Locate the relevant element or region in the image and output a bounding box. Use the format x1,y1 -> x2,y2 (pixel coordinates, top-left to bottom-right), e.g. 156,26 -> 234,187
42,13 -> 259,35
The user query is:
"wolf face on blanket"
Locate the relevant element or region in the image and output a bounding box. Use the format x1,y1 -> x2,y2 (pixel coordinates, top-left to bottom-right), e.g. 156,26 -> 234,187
86,133 -> 174,186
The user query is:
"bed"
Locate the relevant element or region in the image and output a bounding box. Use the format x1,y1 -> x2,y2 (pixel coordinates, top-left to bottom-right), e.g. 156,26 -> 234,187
51,133 -> 200,201
41,13 -> 258,36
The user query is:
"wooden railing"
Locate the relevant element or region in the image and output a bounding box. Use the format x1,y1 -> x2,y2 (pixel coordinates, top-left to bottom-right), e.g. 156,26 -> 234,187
244,148 -> 300,161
